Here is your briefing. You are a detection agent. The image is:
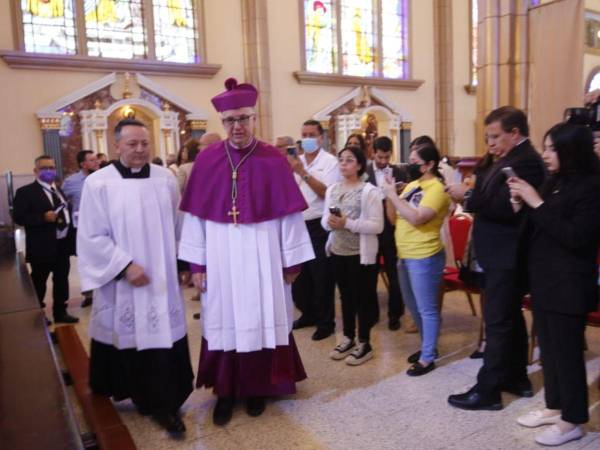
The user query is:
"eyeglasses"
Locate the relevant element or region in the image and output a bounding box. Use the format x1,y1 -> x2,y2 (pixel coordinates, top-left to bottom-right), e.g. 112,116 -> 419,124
222,114 -> 254,127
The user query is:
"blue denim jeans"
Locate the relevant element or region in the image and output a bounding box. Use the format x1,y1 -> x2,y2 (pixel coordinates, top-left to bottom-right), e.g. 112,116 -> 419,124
397,250 -> 445,363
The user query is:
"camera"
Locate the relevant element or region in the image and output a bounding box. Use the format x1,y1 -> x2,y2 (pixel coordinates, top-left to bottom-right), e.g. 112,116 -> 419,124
564,98 -> 600,130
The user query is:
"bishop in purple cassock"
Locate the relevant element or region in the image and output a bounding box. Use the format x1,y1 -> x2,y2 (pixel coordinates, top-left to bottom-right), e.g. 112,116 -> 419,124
178,78 -> 315,426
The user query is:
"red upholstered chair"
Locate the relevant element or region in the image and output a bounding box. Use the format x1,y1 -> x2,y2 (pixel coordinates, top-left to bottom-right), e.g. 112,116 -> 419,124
440,214 -> 478,316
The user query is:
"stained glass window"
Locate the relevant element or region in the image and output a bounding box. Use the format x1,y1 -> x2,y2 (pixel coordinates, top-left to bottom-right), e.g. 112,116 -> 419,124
304,0 -> 337,73
21,0 -> 77,54
303,0 -> 409,79
381,0 -> 408,79
84,0 -> 147,59
471,0 -> 478,86
153,0 -> 198,63
341,0 -> 375,77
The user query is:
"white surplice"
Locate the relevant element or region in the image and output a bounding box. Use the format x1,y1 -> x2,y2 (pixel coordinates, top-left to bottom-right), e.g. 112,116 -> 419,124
179,212 -> 314,353
77,164 -> 187,350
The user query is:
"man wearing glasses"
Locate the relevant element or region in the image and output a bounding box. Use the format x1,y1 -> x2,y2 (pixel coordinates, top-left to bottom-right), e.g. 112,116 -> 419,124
178,78 -> 314,426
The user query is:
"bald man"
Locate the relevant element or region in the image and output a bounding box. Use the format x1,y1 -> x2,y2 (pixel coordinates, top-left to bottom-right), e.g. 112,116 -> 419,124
275,136 -> 295,155
199,132 -> 222,151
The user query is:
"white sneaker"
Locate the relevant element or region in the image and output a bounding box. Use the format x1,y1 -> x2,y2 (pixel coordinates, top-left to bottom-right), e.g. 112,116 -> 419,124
329,337 -> 355,360
534,424 -> 584,446
345,342 -> 373,366
517,410 -> 561,428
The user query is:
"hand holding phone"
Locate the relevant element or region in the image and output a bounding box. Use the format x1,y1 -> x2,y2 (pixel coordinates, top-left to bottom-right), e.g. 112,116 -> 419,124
329,206 -> 341,217
286,146 -> 297,157
501,166 -> 517,179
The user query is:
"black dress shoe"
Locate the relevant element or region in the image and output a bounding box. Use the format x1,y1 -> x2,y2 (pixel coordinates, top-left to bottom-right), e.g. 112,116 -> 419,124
292,317 -> 315,330
213,397 -> 235,426
246,396 -> 266,417
407,361 -> 435,376
502,379 -> 533,398
153,412 -> 186,434
54,313 -> 80,324
407,348 -> 439,364
311,328 -> 333,341
388,319 -> 401,331
447,386 -> 502,411
81,297 -> 93,308
469,350 -> 484,359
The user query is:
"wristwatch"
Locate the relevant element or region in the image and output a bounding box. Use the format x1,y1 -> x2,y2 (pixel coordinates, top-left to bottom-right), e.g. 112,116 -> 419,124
302,173 -> 310,182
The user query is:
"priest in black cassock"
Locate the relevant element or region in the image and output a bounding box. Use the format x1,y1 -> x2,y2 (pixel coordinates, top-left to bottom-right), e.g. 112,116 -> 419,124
77,118 -> 194,435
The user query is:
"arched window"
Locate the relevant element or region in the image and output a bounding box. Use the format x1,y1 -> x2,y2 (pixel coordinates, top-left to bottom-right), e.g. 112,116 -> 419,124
10,0 -> 210,71
302,0 -> 409,79
586,67 -> 600,93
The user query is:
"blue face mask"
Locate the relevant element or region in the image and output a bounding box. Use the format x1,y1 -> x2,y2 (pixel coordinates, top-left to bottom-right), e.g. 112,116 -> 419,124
38,168 -> 57,184
301,137 -> 319,153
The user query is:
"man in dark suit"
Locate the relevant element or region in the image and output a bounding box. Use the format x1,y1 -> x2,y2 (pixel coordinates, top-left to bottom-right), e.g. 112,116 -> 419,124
366,136 -> 408,330
446,106 -> 545,410
13,155 -> 78,324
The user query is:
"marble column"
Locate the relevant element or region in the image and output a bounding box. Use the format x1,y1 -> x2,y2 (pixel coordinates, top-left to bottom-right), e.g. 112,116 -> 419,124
476,0 -> 529,153
399,122 -> 412,163
241,0 -> 273,143
39,118 -> 63,178
433,0 -> 455,156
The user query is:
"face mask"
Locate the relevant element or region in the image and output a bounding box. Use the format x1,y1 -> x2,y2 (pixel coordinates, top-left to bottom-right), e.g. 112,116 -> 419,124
301,137 -> 319,153
38,169 -> 57,184
406,163 -> 423,181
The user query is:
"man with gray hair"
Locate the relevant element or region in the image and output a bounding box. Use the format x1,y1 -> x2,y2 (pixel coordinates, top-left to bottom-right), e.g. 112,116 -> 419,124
274,135 -> 295,155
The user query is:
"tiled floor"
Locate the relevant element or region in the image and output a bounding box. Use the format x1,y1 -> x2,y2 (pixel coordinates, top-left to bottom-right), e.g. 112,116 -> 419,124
48,263 -> 600,450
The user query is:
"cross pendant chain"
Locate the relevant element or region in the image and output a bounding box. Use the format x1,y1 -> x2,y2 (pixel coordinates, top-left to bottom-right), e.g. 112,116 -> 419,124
228,204 -> 240,225
224,139 -> 259,225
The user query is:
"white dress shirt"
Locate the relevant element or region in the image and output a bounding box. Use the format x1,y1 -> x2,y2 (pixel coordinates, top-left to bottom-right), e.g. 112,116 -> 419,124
294,149 -> 340,221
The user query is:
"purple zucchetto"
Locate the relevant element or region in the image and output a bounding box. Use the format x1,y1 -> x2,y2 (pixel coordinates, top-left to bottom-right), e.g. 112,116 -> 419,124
211,77 -> 258,112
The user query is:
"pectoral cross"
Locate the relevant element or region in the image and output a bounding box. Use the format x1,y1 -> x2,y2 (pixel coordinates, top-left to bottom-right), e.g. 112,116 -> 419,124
228,204 -> 240,225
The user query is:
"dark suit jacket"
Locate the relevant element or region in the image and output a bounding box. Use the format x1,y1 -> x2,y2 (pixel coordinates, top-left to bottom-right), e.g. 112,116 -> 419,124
526,174 -> 600,315
468,140 -> 545,270
12,181 -> 75,263
366,163 -> 408,239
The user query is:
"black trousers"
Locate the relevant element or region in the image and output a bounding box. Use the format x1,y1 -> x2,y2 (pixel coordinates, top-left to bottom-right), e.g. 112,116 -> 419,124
331,254 -> 378,343
535,309 -> 588,424
476,269 -> 528,394
377,231 -> 404,321
29,238 -> 71,318
292,218 -> 335,332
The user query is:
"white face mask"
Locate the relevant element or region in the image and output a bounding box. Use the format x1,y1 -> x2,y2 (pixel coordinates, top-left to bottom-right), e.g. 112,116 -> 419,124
301,137 -> 319,153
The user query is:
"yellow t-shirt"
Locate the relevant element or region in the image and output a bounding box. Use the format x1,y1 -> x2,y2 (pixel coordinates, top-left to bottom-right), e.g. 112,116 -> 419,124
394,177 -> 450,259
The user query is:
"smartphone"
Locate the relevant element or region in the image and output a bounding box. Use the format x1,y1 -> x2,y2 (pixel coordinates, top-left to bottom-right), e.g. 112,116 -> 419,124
501,166 -> 517,178
286,146 -> 296,157
53,203 -> 66,214
329,206 -> 341,217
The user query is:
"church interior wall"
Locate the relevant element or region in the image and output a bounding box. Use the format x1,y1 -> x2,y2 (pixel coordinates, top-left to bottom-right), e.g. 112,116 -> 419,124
1,0 -> 502,175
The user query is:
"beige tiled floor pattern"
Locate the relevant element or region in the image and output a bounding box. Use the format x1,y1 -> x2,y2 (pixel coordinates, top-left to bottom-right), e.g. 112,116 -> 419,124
47,260 -> 600,450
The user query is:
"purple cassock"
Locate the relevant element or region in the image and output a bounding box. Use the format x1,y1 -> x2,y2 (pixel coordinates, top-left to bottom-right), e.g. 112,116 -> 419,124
180,137 -> 309,398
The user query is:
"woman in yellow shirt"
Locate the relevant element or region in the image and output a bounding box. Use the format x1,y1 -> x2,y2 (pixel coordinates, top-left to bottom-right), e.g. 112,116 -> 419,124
382,144 -> 450,376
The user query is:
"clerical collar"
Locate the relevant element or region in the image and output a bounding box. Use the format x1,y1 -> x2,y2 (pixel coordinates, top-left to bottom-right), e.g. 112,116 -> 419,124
228,137 -> 256,152
114,160 -> 150,179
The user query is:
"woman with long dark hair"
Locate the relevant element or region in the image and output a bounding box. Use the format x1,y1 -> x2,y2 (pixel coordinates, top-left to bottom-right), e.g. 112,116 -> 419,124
345,133 -> 367,158
508,123 -> 600,446
322,146 -> 383,366
382,144 -> 450,376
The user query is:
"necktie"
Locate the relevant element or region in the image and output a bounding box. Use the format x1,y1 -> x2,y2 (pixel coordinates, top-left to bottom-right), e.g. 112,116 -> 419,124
50,187 -> 67,231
